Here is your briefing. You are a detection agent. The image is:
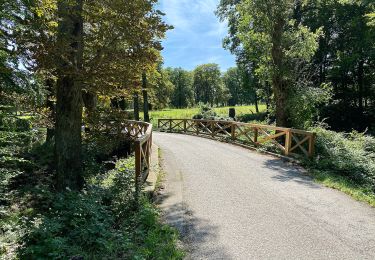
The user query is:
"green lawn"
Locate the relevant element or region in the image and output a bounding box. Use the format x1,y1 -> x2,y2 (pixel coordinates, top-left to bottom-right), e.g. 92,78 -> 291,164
145,105 -> 267,126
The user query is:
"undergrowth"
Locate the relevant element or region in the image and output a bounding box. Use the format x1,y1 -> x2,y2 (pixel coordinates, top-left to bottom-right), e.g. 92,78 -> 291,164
303,125 -> 375,206
0,130 -> 184,259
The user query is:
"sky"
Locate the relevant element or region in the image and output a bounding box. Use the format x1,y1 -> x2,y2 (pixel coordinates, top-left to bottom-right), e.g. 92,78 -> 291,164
158,0 -> 236,71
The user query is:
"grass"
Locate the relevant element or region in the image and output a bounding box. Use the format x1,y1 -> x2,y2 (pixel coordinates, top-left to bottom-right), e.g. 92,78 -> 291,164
311,170 -> 375,207
143,104 -> 267,126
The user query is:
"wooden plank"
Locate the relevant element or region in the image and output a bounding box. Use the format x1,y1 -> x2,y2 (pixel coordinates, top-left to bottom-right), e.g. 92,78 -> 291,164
290,135 -> 310,153
292,134 -> 309,156
308,133 -> 316,157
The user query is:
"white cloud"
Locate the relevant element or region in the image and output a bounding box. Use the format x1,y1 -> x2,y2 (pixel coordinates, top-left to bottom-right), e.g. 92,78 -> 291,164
159,0 -> 236,70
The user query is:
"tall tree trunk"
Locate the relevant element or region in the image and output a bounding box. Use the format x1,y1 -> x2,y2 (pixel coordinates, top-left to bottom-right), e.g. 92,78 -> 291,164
55,0 -> 84,191
271,17 -> 290,127
82,91 -> 97,118
358,59 -> 364,113
254,91 -> 259,113
142,72 -> 150,122
133,93 -> 140,121
45,78 -> 55,142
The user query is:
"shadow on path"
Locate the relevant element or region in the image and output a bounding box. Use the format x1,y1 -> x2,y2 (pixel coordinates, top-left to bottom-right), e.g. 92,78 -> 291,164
156,192 -> 233,259
263,159 -> 321,189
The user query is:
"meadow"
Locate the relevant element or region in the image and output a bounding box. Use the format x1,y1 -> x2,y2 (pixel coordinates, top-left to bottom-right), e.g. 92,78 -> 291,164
144,105 -> 267,125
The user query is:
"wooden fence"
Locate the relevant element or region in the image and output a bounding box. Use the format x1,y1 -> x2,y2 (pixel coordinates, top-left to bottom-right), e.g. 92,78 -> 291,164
158,119 -> 315,158
101,120 -> 153,200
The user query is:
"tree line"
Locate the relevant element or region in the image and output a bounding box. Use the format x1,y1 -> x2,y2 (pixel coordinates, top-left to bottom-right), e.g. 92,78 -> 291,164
150,63 -> 262,111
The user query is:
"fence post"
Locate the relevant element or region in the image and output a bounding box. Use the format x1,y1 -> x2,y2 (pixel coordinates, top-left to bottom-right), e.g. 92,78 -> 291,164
134,141 -> 142,206
231,123 -> 236,140
254,128 -> 258,144
183,119 -> 187,133
158,119 -> 160,129
169,119 -> 172,132
211,121 -> 215,137
285,130 -> 292,156
308,133 -> 316,158
196,121 -> 199,135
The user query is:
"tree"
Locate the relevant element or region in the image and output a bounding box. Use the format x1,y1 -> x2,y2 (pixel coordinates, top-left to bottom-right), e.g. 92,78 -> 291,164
54,0 -> 84,190
301,0 -> 374,131
193,64 -> 227,106
223,67 -> 242,106
168,67 -> 194,108
149,66 -> 175,110
3,0 -> 170,189
218,0 -> 321,127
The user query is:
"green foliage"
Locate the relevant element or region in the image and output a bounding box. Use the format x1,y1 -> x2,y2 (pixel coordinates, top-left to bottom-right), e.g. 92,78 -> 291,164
288,83 -> 333,129
17,158 -> 184,259
150,66 -> 175,110
193,64 -> 229,106
167,67 -> 195,108
307,126 -> 375,192
303,0 -> 375,131
0,116 -> 32,131
0,130 -> 183,259
223,66 -> 259,106
192,104 -> 233,121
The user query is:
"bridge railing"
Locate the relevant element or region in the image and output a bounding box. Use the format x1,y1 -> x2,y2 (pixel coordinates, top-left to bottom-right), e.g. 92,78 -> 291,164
98,120 -> 152,200
158,119 -> 315,158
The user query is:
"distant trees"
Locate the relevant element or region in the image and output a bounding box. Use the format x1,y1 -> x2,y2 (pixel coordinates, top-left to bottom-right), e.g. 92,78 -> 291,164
167,68 -> 194,108
223,66 -> 259,108
150,63 -> 261,109
193,64 -> 229,106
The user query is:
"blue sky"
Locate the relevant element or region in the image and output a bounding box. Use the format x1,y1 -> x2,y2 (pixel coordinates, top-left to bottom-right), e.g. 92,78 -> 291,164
158,0 -> 236,71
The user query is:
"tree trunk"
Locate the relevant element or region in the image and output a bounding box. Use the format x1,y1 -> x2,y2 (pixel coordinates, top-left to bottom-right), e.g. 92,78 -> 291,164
271,17 -> 290,127
142,72 -> 150,122
254,91 -> 259,113
133,93 -> 140,121
45,79 -> 55,142
358,59 -> 364,113
55,0 -> 84,191
82,91 -> 97,118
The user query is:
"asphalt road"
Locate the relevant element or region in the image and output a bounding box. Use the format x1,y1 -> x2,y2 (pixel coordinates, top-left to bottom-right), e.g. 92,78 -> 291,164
154,132 -> 375,260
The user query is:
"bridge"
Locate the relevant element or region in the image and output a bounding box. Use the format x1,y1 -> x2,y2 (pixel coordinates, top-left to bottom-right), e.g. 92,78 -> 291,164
123,119 -> 375,259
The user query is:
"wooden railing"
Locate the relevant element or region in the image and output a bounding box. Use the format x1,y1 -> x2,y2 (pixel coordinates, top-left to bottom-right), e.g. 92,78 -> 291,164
158,119 -> 315,158
99,120 -> 153,199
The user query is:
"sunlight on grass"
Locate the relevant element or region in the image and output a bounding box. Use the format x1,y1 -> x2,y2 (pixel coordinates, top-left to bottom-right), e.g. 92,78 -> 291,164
311,170 -> 375,207
143,105 -> 267,125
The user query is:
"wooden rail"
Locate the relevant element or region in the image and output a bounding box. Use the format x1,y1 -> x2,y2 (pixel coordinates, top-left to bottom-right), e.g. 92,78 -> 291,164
100,120 -> 153,200
158,119 -> 315,158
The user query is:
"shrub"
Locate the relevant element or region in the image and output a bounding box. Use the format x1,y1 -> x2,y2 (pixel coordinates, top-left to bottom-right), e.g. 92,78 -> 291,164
0,116 -> 32,131
15,158 -> 184,259
192,104 -> 232,121
308,126 -> 375,191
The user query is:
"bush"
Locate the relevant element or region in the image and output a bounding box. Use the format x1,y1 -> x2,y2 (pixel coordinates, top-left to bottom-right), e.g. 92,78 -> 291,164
0,116 -> 32,131
192,104 -> 232,121
308,126 -> 375,191
237,112 -> 268,123
15,158 -> 184,259
1,129 -> 183,259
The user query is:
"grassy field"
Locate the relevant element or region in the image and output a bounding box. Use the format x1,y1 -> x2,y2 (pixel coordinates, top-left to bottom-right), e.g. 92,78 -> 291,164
144,105 -> 267,125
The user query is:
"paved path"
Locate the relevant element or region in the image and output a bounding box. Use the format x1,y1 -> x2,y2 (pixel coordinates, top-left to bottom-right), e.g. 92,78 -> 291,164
154,132 -> 375,260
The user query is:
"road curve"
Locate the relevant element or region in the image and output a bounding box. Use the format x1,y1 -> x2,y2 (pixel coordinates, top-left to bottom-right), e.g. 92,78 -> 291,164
154,132 -> 375,260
